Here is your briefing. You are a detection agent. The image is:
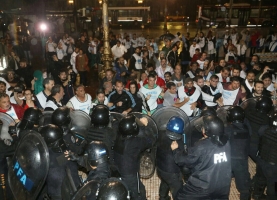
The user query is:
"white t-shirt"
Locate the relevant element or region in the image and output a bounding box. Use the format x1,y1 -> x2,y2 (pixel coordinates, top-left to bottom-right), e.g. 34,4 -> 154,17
139,85 -> 162,111
67,94 -> 92,115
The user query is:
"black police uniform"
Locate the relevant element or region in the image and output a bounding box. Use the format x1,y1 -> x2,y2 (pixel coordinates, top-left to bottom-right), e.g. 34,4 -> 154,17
86,126 -> 117,165
172,138 -> 232,199
156,130 -> 184,200
225,122 -> 251,200
245,108 -> 269,162
114,126 -> 153,200
253,127 -> 277,200
46,148 -> 81,200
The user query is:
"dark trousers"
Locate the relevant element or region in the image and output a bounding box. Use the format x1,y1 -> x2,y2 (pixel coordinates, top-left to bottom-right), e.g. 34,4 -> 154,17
176,183 -> 229,200
253,158 -> 277,200
122,173 -> 146,200
249,132 -> 259,163
79,71 -> 87,86
157,168 -> 183,200
231,159 -> 251,200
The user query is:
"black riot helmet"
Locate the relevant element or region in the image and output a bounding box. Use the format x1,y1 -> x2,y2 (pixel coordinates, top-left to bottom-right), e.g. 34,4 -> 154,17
203,115 -> 227,146
97,178 -> 130,200
86,141 -> 109,167
90,105 -> 110,127
201,106 -> 217,117
40,124 -> 67,153
226,106 -> 245,123
18,107 -> 42,129
118,114 -> 139,138
270,111 -> 277,127
52,106 -> 71,127
256,96 -> 273,114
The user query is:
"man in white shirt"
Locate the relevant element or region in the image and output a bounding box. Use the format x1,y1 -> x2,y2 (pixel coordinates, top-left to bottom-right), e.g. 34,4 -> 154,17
189,39 -> 201,58
44,84 -> 65,111
216,67 -> 231,83
131,34 -> 138,49
70,47 -> 79,74
66,84 -> 92,115
196,52 -> 207,69
155,57 -> 174,80
139,74 -> 164,114
111,40 -> 127,60
46,37 -> 57,58
36,78 -> 55,109
137,33 -> 146,47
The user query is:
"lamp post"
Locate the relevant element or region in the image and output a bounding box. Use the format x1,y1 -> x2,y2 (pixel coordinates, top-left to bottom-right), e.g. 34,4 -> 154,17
99,0 -> 113,78
164,0 -> 168,31
68,0 -> 77,31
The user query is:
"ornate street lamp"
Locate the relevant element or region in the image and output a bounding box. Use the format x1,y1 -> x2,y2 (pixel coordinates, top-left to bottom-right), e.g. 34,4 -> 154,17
99,0 -> 113,78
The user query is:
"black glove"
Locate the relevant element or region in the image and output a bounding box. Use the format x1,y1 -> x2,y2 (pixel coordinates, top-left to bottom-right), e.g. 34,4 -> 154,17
213,93 -> 222,102
66,151 -> 80,162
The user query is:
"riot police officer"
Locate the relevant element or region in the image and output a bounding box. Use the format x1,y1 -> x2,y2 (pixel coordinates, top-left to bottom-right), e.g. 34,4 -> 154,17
52,106 -> 87,154
171,115 -> 232,199
97,178 -> 130,200
190,106 -> 217,146
225,106 -> 251,200
244,97 -> 272,162
252,111 -> 277,200
65,141 -> 111,182
156,116 -> 184,200
114,114 -> 155,200
40,124 -> 81,200
87,105 -> 117,164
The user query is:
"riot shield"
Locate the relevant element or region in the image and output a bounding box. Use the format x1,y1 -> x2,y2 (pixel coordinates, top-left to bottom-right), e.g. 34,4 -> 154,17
216,106 -> 232,125
8,130 -> 49,200
71,180 -> 100,200
240,97 -> 259,110
109,112 -> 124,131
189,116 -> 204,147
132,112 -> 158,179
70,110 -> 91,131
152,107 -> 191,147
69,110 -> 91,141
0,112 -> 15,144
39,111 -> 53,126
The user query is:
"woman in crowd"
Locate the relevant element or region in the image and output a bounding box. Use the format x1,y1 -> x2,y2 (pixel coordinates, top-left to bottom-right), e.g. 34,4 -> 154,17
32,70 -> 44,95
76,49 -> 89,86
15,88 -> 36,110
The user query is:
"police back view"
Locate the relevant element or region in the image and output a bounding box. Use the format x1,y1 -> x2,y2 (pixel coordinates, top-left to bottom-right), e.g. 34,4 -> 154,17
156,116 -> 184,200
52,107 -> 87,154
244,97 -> 272,162
40,124 -> 80,200
225,106 -> 250,200
171,115 -> 232,200
252,111 -> 277,200
87,105 -> 117,164
114,114 -> 155,200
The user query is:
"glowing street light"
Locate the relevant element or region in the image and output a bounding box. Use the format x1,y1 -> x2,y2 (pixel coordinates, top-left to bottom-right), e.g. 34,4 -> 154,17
40,23 -> 47,31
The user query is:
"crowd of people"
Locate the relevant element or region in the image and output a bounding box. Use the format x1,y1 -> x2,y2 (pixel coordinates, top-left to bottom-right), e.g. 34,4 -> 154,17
0,27 -> 277,200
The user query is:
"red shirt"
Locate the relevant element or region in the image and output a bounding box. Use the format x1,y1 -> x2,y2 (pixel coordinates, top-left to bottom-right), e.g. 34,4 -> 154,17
191,54 -> 200,62
125,80 -> 141,90
0,104 -> 25,120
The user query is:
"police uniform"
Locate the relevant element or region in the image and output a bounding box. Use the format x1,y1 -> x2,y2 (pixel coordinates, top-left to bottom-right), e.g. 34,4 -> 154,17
253,127 -> 277,199
245,107 -> 270,162
225,122 -> 251,200
173,138 -> 232,199
156,130 -> 184,199
114,125 -> 154,200
86,126 -> 117,165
